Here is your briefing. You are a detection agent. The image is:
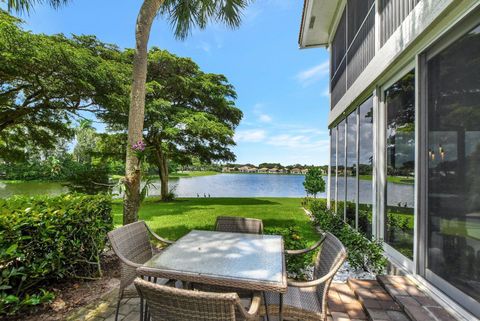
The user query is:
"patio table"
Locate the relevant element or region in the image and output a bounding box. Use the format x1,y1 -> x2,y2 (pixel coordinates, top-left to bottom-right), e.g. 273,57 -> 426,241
137,229 -> 288,320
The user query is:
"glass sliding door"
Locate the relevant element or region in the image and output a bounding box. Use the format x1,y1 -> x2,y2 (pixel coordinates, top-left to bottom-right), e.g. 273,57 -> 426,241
330,128 -> 337,210
426,23 -> 480,314
359,97 -> 374,238
346,111 -> 358,227
337,120 -> 346,217
384,70 -> 415,259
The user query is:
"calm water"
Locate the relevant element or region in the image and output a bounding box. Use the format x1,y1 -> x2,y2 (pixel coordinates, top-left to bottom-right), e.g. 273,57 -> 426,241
0,173 -> 414,204
0,181 -> 69,199
0,174 -> 312,199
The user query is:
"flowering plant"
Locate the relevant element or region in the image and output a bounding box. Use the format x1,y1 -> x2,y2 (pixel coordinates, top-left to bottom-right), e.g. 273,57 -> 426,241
131,140 -> 147,160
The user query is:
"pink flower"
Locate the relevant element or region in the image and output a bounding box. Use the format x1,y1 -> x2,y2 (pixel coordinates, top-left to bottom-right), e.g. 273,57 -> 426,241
132,140 -> 146,152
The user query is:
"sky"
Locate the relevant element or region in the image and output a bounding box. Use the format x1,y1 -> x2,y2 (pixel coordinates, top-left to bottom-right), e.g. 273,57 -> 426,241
11,0 -> 332,166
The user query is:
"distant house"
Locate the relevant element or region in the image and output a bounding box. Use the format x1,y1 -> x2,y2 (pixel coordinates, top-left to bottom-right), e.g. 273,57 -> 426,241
258,167 -> 269,173
290,168 -> 302,174
301,168 -> 309,175
247,167 -> 258,173
238,166 -> 250,173
222,167 -> 231,173
268,168 -> 279,174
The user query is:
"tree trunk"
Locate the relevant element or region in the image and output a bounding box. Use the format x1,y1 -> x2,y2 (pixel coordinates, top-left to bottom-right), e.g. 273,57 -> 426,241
154,146 -> 169,201
123,0 -> 164,225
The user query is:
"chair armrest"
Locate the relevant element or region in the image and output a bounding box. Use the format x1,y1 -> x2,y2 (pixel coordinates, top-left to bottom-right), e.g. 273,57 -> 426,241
145,223 -> 175,244
237,292 -> 262,319
287,271 -> 333,288
287,258 -> 339,288
285,234 -> 325,255
114,251 -> 143,269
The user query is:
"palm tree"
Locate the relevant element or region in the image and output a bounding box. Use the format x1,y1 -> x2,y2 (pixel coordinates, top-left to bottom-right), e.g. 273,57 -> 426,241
123,0 -> 251,224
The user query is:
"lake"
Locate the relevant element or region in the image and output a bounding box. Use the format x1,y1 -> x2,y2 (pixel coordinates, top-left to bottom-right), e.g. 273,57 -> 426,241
0,173 -> 414,205
0,174 -> 311,198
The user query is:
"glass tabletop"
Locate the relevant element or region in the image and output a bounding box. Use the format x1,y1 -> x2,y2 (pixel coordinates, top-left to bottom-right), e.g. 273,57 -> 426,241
141,230 -> 285,287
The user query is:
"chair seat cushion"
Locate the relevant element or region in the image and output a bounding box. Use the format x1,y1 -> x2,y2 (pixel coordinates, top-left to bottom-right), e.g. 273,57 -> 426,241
263,286 -> 323,320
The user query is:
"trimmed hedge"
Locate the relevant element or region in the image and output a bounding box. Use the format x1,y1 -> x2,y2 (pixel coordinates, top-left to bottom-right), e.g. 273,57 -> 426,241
306,198 -> 387,274
0,194 -> 113,316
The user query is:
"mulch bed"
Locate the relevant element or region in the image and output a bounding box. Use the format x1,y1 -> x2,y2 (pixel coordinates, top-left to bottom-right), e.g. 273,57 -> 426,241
5,252 -> 121,321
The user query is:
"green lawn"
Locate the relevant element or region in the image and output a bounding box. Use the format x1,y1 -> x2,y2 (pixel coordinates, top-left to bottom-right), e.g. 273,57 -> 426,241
168,171 -> 218,178
112,197 -> 319,243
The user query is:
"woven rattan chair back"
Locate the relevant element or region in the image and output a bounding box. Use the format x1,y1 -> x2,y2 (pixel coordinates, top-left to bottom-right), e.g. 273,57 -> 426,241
134,278 -> 242,321
108,221 -> 153,292
314,232 -> 347,315
215,216 -> 264,234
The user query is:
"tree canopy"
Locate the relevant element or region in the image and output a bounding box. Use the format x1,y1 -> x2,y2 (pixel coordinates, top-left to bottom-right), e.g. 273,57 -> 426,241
0,11 -> 130,160
101,48 -> 242,200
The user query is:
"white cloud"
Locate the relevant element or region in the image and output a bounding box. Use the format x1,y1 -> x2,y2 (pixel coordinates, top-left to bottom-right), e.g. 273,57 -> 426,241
267,134 -> 329,150
250,102 -> 272,123
296,61 -> 330,86
258,114 -> 272,123
234,129 -> 266,142
267,134 -> 309,148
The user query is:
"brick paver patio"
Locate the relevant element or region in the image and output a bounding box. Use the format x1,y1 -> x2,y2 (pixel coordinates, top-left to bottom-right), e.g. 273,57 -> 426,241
67,276 -> 457,321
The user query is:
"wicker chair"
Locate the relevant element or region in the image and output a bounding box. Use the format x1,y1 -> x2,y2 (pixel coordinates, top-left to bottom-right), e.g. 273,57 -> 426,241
215,216 -> 264,234
134,278 -> 262,321
261,232 -> 347,321
107,221 -> 174,321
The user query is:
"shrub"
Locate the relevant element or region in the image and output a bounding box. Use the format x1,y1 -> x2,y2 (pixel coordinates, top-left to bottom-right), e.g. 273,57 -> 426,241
0,194 -> 113,316
65,164 -> 111,194
265,226 -> 317,280
307,198 -> 387,273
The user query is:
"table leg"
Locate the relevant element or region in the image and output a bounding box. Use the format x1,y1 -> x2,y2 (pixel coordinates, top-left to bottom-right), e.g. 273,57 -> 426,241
144,302 -> 149,321
279,293 -> 283,321
140,297 -> 144,321
262,292 -> 270,321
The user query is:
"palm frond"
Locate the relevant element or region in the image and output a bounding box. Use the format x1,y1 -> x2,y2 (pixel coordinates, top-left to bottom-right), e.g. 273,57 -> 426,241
5,0 -> 70,13
161,0 -> 251,40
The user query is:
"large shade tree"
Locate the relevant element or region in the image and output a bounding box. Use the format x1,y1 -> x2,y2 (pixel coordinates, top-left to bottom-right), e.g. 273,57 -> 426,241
101,48 -> 242,200
0,10 -> 129,161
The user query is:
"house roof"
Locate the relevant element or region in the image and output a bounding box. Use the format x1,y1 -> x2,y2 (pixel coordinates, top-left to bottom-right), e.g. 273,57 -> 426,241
298,0 -> 342,48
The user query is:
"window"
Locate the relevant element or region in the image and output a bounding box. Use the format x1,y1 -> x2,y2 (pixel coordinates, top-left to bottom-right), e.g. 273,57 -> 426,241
359,97 -> 374,238
337,120 -> 346,216
385,70 -> 415,259
329,129 -> 337,209
426,24 -> 480,307
346,111 -> 357,227
331,10 -> 347,78
379,0 -> 420,46
330,0 -> 376,108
